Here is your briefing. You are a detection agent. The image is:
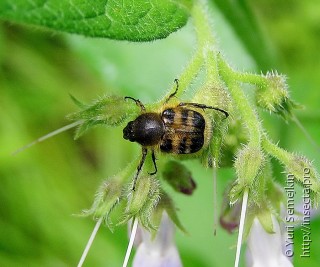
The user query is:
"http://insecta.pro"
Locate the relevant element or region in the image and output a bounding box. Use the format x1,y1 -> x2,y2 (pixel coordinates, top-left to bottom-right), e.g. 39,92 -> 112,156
123,79 -> 229,190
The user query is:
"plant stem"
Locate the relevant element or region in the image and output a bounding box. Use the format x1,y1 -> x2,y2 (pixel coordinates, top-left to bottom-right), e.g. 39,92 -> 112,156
122,218 -> 138,267
162,0 -> 219,102
291,114 -> 320,154
77,217 -> 103,267
12,120 -> 83,155
206,49 -> 219,81
218,56 -> 261,147
212,159 -> 218,236
232,72 -> 268,87
234,189 -> 249,267
261,134 -> 291,165
192,1 -> 220,81
160,49 -> 203,103
191,0 -> 215,47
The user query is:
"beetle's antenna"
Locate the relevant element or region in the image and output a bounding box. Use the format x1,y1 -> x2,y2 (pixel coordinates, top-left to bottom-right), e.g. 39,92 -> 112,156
165,78 -> 179,103
12,120 -> 83,155
132,147 -> 148,190
179,102 -> 229,118
124,96 -> 146,112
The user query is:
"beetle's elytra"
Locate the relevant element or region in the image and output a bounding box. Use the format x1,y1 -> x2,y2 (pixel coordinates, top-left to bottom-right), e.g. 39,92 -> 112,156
123,79 -> 228,190
160,107 -> 205,154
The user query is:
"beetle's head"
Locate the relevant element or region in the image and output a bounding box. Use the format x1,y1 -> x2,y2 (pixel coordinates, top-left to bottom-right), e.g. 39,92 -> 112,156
123,121 -> 135,142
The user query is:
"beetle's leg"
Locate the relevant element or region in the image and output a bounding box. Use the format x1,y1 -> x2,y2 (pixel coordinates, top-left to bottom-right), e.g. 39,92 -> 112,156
178,102 -> 229,118
125,96 -> 146,112
132,147 -> 148,191
165,78 -> 179,103
148,149 -> 158,175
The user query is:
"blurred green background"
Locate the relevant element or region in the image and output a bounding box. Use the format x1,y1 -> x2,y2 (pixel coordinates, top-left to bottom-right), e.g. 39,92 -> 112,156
1,1 -> 319,266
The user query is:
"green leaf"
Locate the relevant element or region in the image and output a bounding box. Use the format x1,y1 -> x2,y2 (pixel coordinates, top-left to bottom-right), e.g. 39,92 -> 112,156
0,0 -> 192,41
69,94 -> 86,108
68,94 -> 140,139
257,209 -> 275,234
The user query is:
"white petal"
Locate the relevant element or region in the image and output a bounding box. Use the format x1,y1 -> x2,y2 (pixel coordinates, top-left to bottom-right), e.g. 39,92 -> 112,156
132,212 -> 182,267
246,216 -> 293,267
133,244 -> 182,267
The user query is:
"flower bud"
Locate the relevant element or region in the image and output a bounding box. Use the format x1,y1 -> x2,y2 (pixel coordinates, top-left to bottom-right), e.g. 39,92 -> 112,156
162,160 -> 196,195
68,94 -> 140,138
192,81 -> 231,119
126,175 -> 153,214
285,154 -> 320,205
220,184 -> 241,233
255,72 -> 300,120
192,81 -> 231,168
220,118 -> 248,167
152,192 -> 186,233
121,175 -> 161,228
234,145 -> 265,186
82,177 -> 123,227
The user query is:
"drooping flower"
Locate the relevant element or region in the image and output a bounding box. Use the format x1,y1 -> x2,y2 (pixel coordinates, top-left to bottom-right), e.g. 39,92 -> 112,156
246,215 -> 293,267
132,211 -> 182,267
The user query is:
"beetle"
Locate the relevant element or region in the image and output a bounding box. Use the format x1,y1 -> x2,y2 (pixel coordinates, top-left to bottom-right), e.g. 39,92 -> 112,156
123,79 -> 228,190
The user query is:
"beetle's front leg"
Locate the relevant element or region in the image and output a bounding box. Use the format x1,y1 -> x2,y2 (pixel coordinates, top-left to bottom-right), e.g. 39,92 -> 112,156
132,147 -> 148,191
148,149 -> 158,175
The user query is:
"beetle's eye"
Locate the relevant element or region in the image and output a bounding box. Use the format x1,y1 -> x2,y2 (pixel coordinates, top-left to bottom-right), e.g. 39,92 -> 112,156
123,121 -> 134,141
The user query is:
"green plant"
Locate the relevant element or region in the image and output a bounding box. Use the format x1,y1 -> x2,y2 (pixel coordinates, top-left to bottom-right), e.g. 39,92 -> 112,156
1,1 -> 319,267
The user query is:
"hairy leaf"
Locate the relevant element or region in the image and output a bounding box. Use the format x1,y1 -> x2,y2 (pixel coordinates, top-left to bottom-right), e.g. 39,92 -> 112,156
68,95 -> 140,139
0,0 -> 192,41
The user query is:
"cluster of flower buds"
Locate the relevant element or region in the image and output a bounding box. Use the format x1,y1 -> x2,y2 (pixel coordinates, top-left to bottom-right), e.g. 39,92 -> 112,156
255,72 -> 301,121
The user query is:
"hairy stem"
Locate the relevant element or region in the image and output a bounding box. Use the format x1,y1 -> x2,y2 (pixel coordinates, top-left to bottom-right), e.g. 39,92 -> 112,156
232,72 -> 268,87
162,0 -> 219,101
161,49 -> 203,102
261,135 -> 291,164
192,0 -> 215,47
218,56 -> 261,147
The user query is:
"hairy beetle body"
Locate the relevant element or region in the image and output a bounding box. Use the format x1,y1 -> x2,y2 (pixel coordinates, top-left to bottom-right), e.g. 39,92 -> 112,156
123,79 -> 228,190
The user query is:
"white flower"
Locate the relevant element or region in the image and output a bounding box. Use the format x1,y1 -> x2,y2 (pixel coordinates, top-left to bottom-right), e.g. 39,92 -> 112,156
246,215 -> 293,267
132,212 -> 182,267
